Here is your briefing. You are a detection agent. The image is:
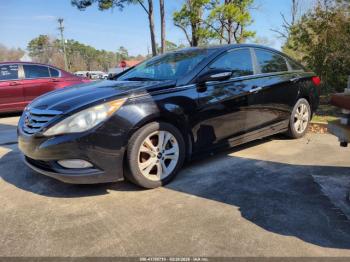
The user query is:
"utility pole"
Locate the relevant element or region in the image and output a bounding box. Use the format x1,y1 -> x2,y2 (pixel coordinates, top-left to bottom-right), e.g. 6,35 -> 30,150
58,18 -> 68,71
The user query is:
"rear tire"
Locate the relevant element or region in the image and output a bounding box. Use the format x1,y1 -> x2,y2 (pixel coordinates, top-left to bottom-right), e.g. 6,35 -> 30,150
125,121 -> 185,189
287,98 -> 311,139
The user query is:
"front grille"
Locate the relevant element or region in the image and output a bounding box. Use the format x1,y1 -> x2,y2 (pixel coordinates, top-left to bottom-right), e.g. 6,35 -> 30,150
22,108 -> 62,134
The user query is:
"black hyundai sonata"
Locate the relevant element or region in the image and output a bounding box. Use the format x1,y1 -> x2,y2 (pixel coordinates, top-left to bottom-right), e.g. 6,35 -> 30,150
18,44 -> 320,188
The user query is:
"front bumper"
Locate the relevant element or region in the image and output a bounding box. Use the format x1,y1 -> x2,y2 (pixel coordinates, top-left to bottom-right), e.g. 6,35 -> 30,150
24,156 -> 110,184
18,118 -> 128,184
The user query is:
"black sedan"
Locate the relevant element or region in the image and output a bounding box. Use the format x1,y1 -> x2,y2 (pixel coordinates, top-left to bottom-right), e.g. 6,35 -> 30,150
18,44 -> 320,188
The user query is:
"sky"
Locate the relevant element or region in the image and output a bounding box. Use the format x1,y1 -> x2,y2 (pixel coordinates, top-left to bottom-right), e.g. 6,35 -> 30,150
0,0 -> 310,56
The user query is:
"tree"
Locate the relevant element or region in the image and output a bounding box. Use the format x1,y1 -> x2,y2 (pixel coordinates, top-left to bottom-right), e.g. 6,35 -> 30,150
207,0 -> 255,44
173,0 -> 255,46
117,46 -> 129,60
26,34 -> 134,72
71,0 -> 158,56
0,44 -> 25,61
173,0 -> 214,47
283,0 -> 350,93
27,35 -> 56,64
159,0 -> 166,53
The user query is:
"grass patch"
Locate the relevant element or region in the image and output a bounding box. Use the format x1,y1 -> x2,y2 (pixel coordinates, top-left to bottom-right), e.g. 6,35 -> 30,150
311,96 -> 340,124
311,114 -> 338,123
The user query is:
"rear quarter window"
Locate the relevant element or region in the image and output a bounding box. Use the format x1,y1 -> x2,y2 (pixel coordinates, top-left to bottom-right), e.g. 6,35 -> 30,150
255,49 -> 288,73
0,64 -> 19,81
23,65 -> 50,78
49,67 -> 60,77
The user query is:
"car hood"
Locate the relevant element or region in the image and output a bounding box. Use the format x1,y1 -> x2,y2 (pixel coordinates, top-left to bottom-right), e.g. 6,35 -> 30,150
29,80 -> 176,113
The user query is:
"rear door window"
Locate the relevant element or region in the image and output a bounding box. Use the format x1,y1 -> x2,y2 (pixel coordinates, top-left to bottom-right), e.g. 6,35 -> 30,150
255,49 -> 288,73
209,48 -> 254,78
23,65 -> 50,79
0,64 -> 19,81
49,67 -> 60,77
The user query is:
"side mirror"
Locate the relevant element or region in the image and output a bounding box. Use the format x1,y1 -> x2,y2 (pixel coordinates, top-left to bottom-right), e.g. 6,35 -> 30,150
107,73 -> 117,80
196,69 -> 232,84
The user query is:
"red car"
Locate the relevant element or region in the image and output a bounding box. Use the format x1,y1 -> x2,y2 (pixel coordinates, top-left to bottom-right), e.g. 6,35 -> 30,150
0,62 -> 90,113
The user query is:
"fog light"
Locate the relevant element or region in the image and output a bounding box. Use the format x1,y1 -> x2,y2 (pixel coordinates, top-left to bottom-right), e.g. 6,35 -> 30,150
57,159 -> 93,169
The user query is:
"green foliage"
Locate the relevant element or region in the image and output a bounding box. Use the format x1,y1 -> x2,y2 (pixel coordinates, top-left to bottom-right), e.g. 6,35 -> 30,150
71,0 -> 127,11
283,1 -> 350,93
117,46 -> 129,60
27,35 -> 54,63
173,0 -> 255,46
173,0 -> 215,46
208,0 -> 255,44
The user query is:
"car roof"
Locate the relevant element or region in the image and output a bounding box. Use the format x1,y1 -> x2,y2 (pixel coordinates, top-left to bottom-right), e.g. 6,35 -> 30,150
0,61 -> 60,68
173,44 -> 284,55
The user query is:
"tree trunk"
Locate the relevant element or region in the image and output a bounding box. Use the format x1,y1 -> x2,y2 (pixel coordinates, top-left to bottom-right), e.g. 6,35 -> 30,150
191,22 -> 198,46
148,0 -> 157,56
225,0 -> 232,44
227,21 -> 232,44
159,0 -> 166,53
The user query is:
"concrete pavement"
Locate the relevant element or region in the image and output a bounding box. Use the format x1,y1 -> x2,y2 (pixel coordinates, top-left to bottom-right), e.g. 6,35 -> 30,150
1,115 -> 350,257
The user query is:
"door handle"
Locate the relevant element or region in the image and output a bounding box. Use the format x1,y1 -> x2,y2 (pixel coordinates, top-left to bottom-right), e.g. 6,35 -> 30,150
9,82 -> 19,86
249,86 -> 262,93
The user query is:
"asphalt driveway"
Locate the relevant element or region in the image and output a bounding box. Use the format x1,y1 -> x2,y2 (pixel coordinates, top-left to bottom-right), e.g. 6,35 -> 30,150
1,115 -> 350,257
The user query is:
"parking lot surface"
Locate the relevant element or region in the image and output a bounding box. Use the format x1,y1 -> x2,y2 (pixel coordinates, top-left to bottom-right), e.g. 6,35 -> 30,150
1,115 -> 350,257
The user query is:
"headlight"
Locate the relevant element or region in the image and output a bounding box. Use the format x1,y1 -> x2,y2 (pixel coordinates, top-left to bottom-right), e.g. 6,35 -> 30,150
43,98 -> 126,136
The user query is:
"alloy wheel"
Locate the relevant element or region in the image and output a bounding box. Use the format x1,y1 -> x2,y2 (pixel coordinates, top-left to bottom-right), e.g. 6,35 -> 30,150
294,103 -> 309,134
137,130 -> 179,181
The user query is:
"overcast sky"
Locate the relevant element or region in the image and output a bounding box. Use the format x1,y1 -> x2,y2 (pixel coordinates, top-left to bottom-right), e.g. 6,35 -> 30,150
0,0 -> 312,56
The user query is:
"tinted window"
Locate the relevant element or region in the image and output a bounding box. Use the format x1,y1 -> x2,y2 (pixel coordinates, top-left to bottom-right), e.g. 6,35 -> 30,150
23,65 -> 50,78
0,65 -> 18,81
0,64 -> 19,81
49,67 -> 60,77
210,49 -> 253,77
287,58 -> 304,71
255,49 -> 288,73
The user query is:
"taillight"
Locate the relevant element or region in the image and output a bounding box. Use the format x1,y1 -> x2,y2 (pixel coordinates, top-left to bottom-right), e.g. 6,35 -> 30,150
312,76 -> 321,86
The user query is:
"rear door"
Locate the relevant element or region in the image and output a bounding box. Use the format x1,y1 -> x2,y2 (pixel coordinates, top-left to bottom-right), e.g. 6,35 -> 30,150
252,48 -> 300,125
21,64 -> 56,102
0,64 -> 25,112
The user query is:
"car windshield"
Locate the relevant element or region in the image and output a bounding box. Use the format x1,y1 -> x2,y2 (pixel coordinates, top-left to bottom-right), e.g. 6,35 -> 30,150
117,49 -> 215,81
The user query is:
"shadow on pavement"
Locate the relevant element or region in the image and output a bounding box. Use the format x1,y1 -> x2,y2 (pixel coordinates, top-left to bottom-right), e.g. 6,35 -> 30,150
1,138 -> 350,249
0,112 -> 22,118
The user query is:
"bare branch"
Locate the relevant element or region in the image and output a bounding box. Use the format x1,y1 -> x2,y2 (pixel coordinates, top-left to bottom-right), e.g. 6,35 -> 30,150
137,0 -> 149,14
270,28 -> 288,39
174,23 -> 192,46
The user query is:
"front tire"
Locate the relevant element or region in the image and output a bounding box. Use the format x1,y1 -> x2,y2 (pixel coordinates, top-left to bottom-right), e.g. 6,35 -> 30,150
287,98 -> 311,139
125,121 -> 185,188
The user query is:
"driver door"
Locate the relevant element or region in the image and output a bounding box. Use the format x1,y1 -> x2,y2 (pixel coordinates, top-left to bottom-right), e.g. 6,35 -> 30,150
194,48 -> 265,150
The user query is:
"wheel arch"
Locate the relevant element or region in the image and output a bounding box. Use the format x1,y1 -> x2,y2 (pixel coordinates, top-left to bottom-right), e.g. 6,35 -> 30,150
297,79 -> 320,116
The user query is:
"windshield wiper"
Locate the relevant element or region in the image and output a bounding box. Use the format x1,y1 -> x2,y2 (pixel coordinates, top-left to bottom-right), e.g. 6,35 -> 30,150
123,77 -> 158,81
